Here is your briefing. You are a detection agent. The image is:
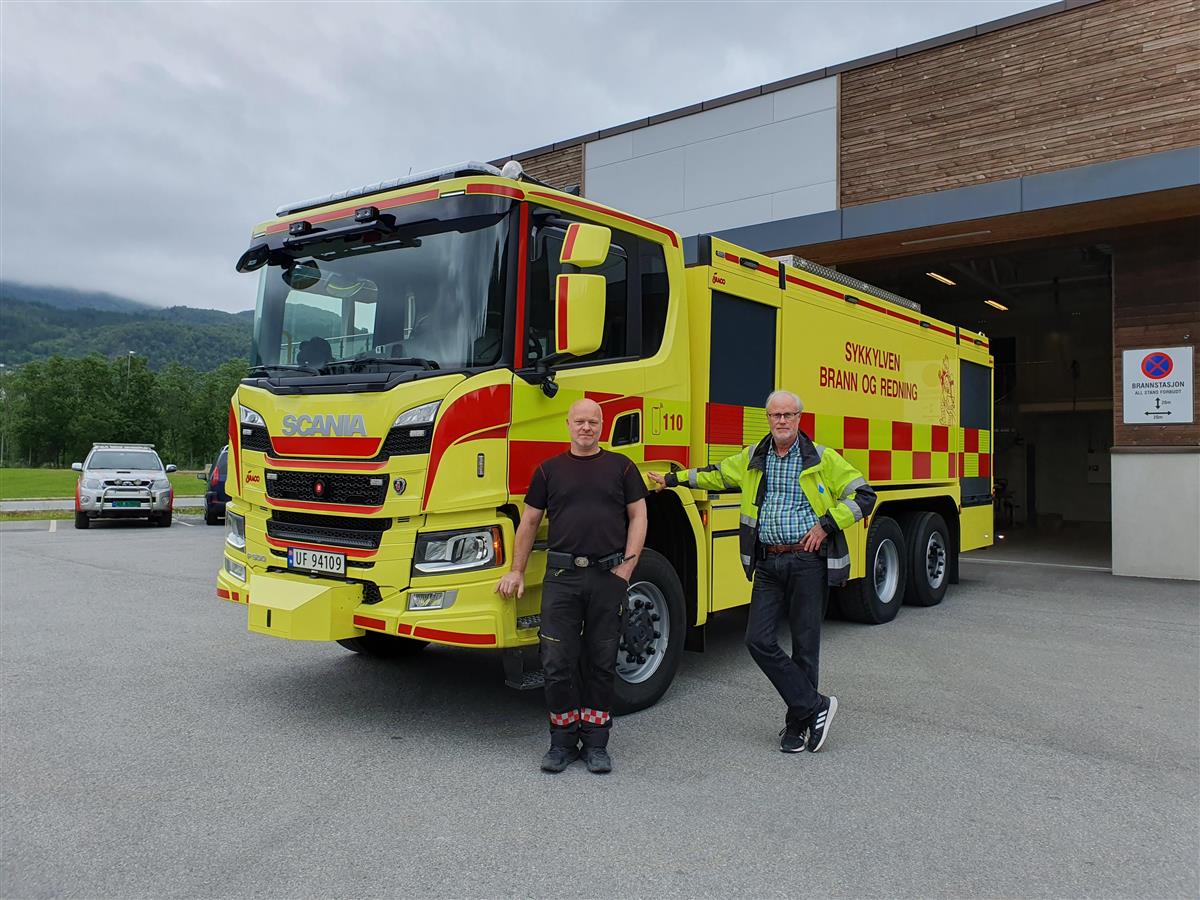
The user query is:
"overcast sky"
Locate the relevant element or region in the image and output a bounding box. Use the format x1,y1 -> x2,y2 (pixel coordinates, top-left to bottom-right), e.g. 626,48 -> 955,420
1,0 -> 1046,313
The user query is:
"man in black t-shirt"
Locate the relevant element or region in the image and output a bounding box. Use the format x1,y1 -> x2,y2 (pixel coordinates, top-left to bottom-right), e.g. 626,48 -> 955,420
496,398 -> 647,774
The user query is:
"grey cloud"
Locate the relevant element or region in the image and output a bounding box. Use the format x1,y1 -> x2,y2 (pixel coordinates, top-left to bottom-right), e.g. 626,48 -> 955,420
1,0 -> 1046,312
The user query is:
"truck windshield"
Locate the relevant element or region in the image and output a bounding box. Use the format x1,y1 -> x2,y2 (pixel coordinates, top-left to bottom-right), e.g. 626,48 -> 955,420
250,197 -> 513,374
88,451 -> 162,470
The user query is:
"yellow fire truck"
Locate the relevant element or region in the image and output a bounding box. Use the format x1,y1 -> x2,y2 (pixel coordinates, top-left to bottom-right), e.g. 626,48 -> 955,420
219,161 -> 993,712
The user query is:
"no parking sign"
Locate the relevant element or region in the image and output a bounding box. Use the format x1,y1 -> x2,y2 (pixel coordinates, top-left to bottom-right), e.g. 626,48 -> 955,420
1122,346 -> 1193,424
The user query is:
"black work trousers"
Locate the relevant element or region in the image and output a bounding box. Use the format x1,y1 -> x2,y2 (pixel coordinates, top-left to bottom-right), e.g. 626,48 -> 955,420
540,565 -> 626,749
745,551 -> 826,728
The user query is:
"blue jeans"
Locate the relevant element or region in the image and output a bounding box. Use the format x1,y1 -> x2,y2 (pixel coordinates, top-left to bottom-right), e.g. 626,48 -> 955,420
745,551 -> 825,727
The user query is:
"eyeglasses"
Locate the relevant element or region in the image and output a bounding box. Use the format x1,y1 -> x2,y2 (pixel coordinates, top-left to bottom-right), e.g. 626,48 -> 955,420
767,412 -> 800,421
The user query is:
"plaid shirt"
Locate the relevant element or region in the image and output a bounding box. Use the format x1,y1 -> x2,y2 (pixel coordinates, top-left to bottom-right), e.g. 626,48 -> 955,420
758,438 -> 818,544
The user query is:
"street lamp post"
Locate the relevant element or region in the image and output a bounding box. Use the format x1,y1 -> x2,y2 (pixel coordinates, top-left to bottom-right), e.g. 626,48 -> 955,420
0,363 -> 7,468
127,350 -> 135,376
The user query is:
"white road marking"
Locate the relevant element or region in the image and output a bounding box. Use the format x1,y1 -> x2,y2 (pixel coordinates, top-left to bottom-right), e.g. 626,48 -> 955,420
48,520 -> 57,533
176,519 -> 194,527
962,557 -> 1110,573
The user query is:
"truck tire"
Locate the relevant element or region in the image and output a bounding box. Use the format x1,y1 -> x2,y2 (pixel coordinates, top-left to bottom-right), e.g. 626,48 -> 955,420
836,515 -> 906,624
74,513 -> 89,530
204,507 -> 221,526
156,512 -> 173,527
338,631 -> 428,657
612,548 -> 686,715
901,511 -> 950,607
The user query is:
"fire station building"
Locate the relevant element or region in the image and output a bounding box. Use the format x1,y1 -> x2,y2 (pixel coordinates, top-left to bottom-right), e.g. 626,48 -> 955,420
496,0 -> 1199,580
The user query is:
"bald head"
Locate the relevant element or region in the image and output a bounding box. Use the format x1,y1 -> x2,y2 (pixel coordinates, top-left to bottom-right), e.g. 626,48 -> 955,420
566,398 -> 603,456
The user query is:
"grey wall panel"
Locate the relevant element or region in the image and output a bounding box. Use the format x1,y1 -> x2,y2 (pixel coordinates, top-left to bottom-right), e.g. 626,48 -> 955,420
658,195 -> 776,237
710,209 -> 844,253
771,77 -> 837,122
583,147 -> 687,219
772,181 -> 838,221
842,179 -> 1022,238
682,109 -> 837,209
585,131 -> 634,169
1022,147 -> 1200,210
631,95 -> 774,157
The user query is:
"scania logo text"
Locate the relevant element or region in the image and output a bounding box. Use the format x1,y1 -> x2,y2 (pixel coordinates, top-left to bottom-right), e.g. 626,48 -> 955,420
280,414 -> 367,437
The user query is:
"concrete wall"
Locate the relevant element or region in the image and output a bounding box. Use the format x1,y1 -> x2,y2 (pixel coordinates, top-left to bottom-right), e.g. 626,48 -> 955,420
583,78 -> 838,236
1111,450 -> 1200,579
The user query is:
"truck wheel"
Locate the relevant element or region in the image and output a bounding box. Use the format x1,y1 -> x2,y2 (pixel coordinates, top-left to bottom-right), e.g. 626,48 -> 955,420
204,508 -> 221,526
612,548 -> 686,715
157,512 -> 173,528
902,511 -> 950,607
338,631 -> 428,657
74,513 -> 89,530
837,515 -> 906,624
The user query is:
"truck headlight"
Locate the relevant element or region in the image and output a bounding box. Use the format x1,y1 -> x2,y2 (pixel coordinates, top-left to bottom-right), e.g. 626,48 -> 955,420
224,556 -> 246,582
240,405 -> 266,427
413,526 -> 503,575
82,478 -> 101,490
393,401 -> 440,427
225,510 -> 246,550
152,478 -> 171,491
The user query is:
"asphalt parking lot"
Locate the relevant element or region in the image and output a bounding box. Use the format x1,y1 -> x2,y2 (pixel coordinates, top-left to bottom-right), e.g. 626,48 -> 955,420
2,518 -> 1197,898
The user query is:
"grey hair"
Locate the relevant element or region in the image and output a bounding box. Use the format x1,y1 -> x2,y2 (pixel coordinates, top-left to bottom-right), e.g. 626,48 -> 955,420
765,390 -> 803,414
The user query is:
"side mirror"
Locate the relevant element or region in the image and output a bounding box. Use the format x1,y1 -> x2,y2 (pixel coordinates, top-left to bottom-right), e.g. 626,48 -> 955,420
559,223 -> 612,269
553,274 -> 606,358
71,462 -> 83,472
196,471 -> 208,482
165,464 -> 177,473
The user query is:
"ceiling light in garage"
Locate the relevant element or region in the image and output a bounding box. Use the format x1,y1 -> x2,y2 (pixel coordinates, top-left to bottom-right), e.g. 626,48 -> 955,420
926,272 -> 956,286
984,299 -> 1009,311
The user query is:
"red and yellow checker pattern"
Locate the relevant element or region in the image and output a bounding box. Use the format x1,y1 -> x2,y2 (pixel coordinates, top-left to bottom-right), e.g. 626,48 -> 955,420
704,403 -> 990,485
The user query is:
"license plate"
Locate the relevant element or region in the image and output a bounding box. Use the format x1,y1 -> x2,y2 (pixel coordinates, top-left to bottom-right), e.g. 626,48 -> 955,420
287,547 -> 345,576
113,500 -> 142,508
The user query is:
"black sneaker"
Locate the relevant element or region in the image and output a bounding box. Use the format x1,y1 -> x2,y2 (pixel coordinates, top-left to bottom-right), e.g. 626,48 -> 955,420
582,746 -> 613,774
806,695 -> 838,752
540,746 -> 579,773
779,724 -> 807,753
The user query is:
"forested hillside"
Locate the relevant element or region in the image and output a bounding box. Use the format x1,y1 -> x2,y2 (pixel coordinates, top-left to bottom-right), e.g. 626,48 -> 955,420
0,283 -> 253,371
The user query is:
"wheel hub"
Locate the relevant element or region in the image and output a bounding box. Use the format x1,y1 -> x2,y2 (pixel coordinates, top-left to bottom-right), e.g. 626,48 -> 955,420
616,581 -> 668,684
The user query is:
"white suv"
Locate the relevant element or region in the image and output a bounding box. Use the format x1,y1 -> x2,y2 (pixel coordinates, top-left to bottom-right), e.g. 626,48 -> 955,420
72,443 -> 177,529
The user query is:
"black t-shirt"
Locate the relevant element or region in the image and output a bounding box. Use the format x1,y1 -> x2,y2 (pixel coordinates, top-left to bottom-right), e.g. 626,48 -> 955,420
525,449 -> 648,557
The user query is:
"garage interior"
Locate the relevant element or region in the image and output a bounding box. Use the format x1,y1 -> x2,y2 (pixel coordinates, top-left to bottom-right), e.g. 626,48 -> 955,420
843,235 -> 1115,567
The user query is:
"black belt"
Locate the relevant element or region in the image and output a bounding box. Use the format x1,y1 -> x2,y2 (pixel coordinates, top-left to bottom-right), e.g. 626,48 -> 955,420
547,550 -> 624,571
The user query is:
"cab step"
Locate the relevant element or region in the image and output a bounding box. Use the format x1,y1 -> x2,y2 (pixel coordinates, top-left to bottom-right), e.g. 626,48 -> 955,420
501,648 -> 545,690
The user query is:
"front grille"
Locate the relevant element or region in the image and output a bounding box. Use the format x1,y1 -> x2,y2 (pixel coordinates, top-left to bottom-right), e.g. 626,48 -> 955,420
378,426 -> 432,457
266,470 -> 388,506
240,425 -> 272,453
103,479 -> 151,487
267,510 -> 390,550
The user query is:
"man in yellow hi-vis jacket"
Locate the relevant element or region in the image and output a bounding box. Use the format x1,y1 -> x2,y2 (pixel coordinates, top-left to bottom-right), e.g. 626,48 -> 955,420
650,390 -> 876,753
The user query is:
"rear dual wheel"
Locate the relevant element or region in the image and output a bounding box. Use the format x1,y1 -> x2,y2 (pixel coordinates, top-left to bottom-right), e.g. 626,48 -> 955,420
901,511 -> 950,607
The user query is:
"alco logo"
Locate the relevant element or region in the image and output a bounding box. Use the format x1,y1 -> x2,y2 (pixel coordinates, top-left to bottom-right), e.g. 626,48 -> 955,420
280,414 -> 367,436
244,472 -> 261,485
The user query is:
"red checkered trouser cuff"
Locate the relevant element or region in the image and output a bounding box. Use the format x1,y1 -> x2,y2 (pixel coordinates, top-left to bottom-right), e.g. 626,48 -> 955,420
580,708 -> 610,726
549,709 -> 580,727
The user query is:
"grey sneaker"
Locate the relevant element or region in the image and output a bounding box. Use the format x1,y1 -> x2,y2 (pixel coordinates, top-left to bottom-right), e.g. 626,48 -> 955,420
582,746 -> 613,774
806,695 -> 838,753
540,745 -> 579,773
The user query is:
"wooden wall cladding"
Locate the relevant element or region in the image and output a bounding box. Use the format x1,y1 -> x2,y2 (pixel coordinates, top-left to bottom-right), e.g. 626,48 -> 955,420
1111,220 -> 1200,447
839,0 -> 1200,207
513,145 -> 584,193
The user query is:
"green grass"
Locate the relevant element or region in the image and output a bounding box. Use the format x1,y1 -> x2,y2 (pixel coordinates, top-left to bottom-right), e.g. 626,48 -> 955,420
0,468 -> 206,500
0,507 -> 206,521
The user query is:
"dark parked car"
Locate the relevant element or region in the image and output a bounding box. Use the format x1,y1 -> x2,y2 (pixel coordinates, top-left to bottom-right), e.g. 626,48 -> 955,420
200,445 -> 229,525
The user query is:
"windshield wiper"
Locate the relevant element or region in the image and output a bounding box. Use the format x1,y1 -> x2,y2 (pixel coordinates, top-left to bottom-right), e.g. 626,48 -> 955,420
247,363 -> 323,377
323,356 -> 440,373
